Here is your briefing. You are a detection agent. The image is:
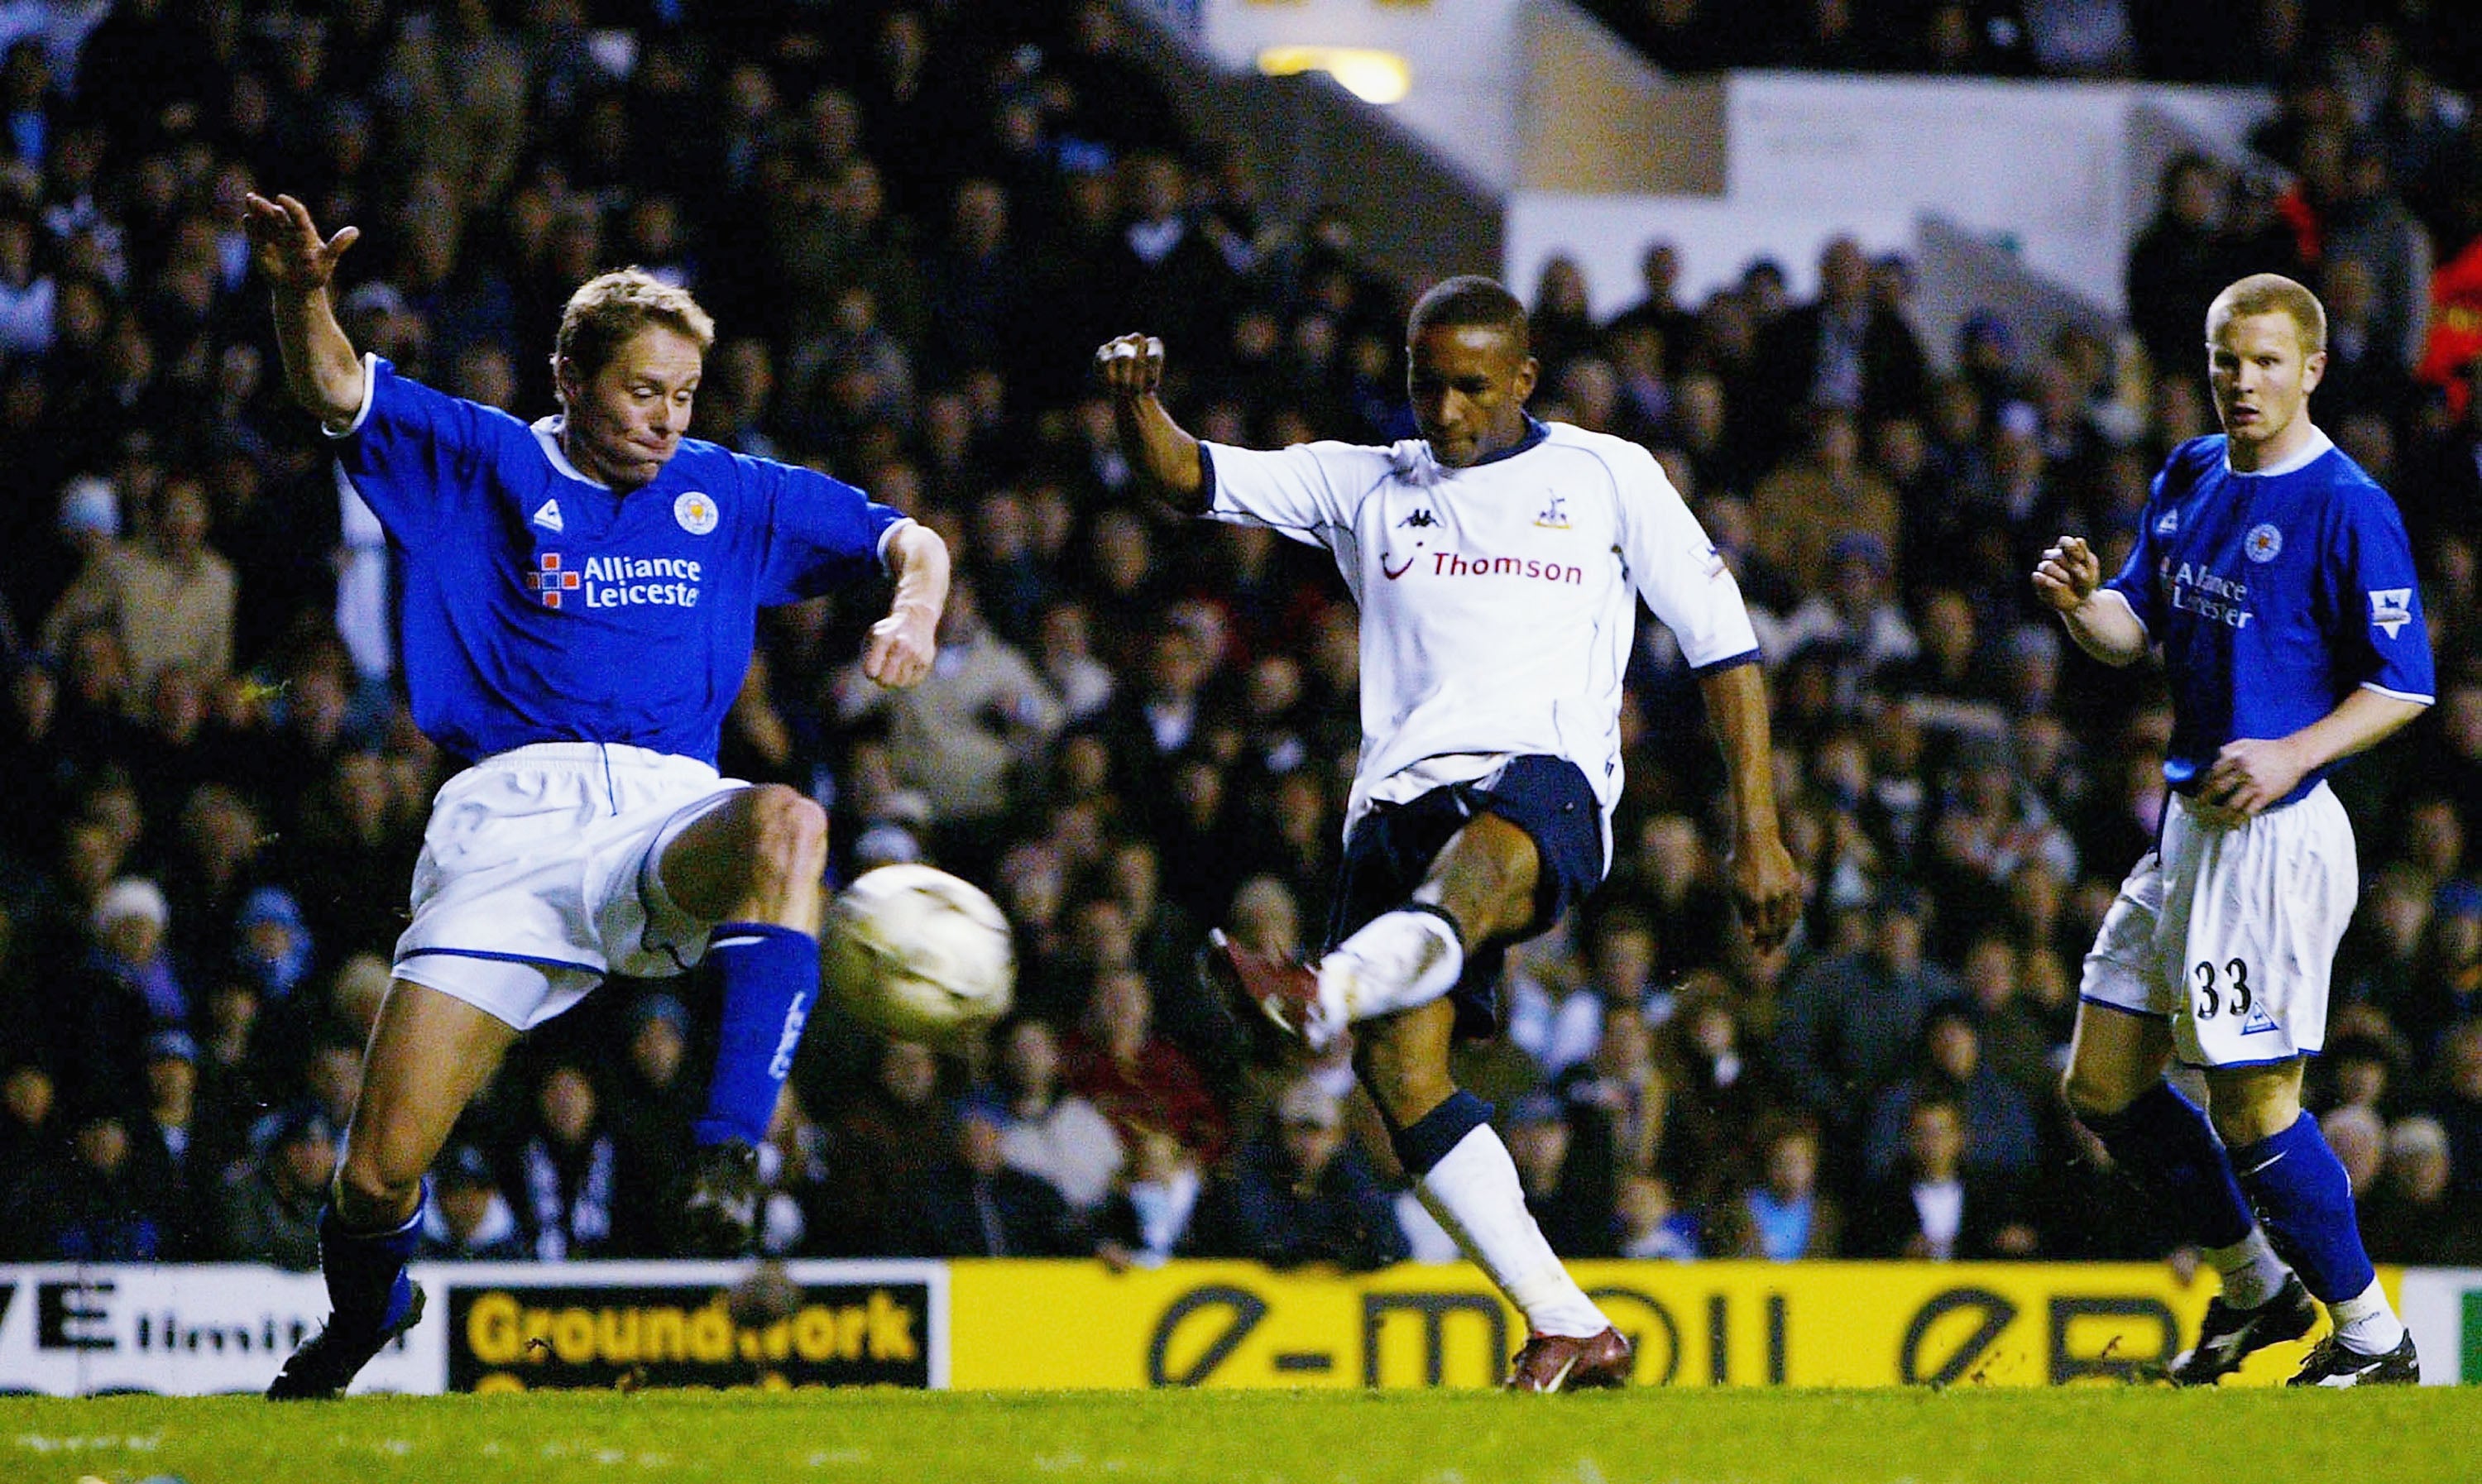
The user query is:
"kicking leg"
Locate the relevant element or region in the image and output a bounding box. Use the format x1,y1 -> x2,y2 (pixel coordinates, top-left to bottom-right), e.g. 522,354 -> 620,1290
2209,1060 -> 2413,1383
1358,1001 -> 1626,1391
271,979 -> 515,1399
659,784 -> 828,1251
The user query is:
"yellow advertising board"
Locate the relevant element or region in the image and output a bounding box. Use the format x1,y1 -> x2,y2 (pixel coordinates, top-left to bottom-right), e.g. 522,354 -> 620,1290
949,1260 -> 2396,1390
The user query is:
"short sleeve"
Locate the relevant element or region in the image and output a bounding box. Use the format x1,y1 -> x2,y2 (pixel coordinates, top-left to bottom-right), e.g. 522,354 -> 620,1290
755,457 -> 907,605
1612,442 -> 1759,670
1200,441 -> 1366,548
333,356 -> 509,548
2326,485 -> 2435,702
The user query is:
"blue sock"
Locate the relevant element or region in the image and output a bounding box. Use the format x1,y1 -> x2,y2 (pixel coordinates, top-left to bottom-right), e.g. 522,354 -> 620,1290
320,1196 -> 422,1333
2230,1112 -> 2377,1304
2079,1081 -> 2255,1249
1388,1090 -> 1493,1177
695,922 -> 818,1147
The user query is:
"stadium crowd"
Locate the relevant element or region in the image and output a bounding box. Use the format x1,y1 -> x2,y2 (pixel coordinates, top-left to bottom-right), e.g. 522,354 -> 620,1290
0,0 -> 2476,1274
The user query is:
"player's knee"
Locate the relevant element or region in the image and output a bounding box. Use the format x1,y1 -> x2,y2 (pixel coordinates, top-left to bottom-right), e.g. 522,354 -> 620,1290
333,1145 -> 422,1223
745,784 -> 828,886
2059,1061 -> 2134,1123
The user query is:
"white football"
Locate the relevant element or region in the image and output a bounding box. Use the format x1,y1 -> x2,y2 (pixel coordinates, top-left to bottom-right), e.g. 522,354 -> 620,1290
823,864 -> 1016,1046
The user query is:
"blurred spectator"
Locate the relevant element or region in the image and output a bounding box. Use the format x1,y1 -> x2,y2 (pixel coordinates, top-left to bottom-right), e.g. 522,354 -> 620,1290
41,473 -> 237,698
1710,1113 -> 1842,1260
920,1094 -> 1090,1257
419,1142 -> 525,1261
1771,884 -> 1958,1166
2427,1018 -> 2482,1199
607,993 -> 700,1257
2321,1103 -> 2388,1201
515,1064 -> 616,1263
1094,1122 -> 1208,1268
215,1103 -> 335,1271
992,1014 -> 1123,1214
1203,1079 -> 1406,1271
17,1108 -> 170,1261
1063,967 -> 1227,1166
1851,1096 -> 2039,1259
1863,1001 -> 2043,1183
1504,1091 -> 1613,1259
2360,1115 -> 2479,1264
1615,1170 -> 1702,1260
1751,405 -> 1902,594
803,1038 -> 952,1257
1751,236 -> 1929,449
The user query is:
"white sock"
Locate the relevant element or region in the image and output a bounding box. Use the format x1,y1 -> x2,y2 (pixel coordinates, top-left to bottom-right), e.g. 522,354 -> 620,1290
1415,1124 -> 1607,1338
1325,908 -> 1464,1024
2206,1228 -> 2289,1309
2328,1277 -> 2407,1355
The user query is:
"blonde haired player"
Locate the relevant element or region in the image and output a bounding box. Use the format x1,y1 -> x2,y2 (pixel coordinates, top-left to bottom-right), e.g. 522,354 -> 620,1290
2035,273 -> 2432,1386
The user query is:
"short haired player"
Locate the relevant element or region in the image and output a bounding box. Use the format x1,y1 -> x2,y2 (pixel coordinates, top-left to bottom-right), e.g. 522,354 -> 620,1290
245,193 -> 950,1399
1098,276 -> 1799,1391
2034,273 -> 2432,1386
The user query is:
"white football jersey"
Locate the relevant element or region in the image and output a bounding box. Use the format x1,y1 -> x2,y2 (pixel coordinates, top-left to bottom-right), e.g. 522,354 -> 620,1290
1203,422 -> 1759,857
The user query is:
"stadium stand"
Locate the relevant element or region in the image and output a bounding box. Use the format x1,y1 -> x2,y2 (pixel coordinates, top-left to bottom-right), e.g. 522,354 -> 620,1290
0,0 -> 2475,1271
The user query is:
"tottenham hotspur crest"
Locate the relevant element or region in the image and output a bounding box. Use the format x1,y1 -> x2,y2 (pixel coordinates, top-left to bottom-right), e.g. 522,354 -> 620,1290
1534,492 -> 1570,529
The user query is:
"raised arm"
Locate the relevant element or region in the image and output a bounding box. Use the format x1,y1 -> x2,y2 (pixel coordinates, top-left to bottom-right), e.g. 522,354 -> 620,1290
1699,661 -> 1801,950
1095,333 -> 1209,515
2032,534 -> 2149,667
861,520 -> 950,690
243,192 -> 366,427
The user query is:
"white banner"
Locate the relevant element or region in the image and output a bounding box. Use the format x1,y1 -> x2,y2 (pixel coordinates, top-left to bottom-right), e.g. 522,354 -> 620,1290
0,1261 -> 948,1397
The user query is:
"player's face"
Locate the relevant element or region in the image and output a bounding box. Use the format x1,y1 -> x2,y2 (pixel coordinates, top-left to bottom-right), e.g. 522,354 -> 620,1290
558,323 -> 703,491
1408,322 -> 1537,468
2206,309 -> 2324,466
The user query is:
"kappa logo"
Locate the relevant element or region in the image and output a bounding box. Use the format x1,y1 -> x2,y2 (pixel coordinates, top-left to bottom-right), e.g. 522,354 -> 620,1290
532,498 -> 564,534
1398,508 -> 1437,529
1534,492 -> 1570,529
525,552 -> 581,608
2245,523 -> 2283,563
2369,587 -> 2413,639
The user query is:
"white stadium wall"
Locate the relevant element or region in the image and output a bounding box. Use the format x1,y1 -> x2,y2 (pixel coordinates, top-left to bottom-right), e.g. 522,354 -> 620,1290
1507,72 -> 2274,320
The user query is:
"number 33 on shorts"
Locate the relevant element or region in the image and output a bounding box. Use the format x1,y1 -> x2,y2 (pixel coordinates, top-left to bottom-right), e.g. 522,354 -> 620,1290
2188,957 -> 2254,1020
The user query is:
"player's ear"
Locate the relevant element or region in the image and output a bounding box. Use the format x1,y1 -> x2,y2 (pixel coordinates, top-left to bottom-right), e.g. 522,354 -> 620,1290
551,352 -> 576,406
2301,347 -> 2326,395
1513,354 -> 1539,404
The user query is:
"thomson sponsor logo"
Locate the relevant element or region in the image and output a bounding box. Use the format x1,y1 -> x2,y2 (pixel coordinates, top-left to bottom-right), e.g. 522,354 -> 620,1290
1422,551 -> 1585,585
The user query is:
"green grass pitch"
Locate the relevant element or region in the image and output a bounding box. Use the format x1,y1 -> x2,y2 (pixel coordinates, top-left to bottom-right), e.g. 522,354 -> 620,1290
6,1387 -> 2478,1483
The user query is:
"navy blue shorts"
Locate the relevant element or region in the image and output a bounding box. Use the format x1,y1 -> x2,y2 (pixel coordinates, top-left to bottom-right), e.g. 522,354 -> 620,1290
1324,754 -> 1606,1041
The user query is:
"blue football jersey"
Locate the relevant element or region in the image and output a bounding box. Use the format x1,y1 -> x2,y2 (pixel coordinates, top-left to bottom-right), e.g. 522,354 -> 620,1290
2106,430 -> 2434,807
337,357 -> 904,765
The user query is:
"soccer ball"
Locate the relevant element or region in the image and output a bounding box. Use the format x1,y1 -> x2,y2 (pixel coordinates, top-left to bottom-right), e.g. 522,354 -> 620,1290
823,864 -> 1016,1046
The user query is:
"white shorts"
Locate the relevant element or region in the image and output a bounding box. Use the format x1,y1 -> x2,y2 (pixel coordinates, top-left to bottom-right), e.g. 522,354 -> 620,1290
393,743 -> 747,1030
2078,783 -> 2357,1068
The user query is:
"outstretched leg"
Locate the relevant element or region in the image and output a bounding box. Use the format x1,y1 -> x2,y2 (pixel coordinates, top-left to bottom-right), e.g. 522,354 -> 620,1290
270,979 -> 516,1400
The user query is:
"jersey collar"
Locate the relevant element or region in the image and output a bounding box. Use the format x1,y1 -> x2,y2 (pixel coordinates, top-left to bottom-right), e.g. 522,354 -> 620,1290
1449,416 -> 1550,470
533,416 -> 612,490
2222,424 -> 2332,478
